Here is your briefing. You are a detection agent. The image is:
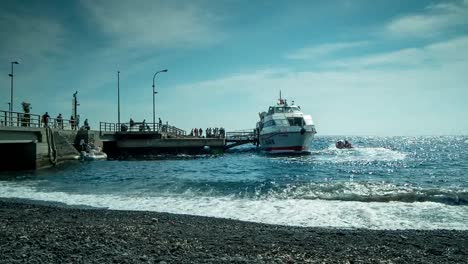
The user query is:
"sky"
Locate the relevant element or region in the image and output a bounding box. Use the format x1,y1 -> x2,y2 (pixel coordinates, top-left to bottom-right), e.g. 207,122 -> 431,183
0,0 -> 467,136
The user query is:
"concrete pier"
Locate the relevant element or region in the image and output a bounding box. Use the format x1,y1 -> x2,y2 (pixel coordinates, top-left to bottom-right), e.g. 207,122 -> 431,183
101,131 -> 226,156
0,127 -> 81,171
99,122 -> 231,156
0,120 -> 255,171
0,126 -> 226,171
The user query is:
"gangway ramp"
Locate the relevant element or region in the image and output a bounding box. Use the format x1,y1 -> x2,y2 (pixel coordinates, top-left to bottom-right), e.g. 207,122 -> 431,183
225,130 -> 257,150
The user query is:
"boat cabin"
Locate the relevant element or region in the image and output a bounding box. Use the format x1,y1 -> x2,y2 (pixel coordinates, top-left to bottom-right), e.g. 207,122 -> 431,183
267,106 -> 301,115
262,115 -> 313,128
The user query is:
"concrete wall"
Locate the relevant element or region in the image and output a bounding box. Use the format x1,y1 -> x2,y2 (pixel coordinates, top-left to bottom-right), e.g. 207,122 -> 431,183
0,127 -> 103,171
0,142 -> 36,171
54,131 -> 81,161
74,130 -> 103,150
34,129 -> 82,169
116,138 -> 225,148
0,127 -> 42,142
100,132 -> 228,156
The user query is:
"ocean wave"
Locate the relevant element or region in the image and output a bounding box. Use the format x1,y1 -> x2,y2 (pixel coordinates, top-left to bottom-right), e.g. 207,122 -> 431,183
0,182 -> 467,230
258,181 -> 468,205
161,181 -> 468,206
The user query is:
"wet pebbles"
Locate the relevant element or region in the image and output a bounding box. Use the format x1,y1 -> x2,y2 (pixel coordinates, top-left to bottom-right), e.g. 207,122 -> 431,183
0,199 -> 466,263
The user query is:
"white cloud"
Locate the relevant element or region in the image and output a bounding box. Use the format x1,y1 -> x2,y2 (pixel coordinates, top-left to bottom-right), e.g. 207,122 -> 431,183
0,13 -> 66,63
285,41 -> 368,60
326,36 -> 468,68
0,13 -> 68,113
81,0 -> 224,49
167,36 -> 468,135
386,0 -> 468,37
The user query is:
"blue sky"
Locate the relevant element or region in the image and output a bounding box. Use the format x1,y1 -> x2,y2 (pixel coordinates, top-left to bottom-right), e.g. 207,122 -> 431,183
0,0 -> 467,135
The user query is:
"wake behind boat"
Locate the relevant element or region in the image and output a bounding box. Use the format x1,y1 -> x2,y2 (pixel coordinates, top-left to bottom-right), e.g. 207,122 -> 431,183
256,93 -> 317,154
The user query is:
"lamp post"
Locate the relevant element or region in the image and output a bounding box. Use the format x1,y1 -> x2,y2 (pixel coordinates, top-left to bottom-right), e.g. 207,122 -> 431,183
117,71 -> 120,128
152,69 -> 168,132
8,61 -> 19,124
6,102 -> 10,125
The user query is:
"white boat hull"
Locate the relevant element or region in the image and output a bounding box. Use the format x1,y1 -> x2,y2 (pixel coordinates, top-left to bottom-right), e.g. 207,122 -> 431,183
259,131 -> 314,153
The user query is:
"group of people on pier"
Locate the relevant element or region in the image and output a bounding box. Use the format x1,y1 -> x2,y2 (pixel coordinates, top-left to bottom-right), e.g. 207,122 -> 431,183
190,127 -> 225,138
121,118 -> 166,132
41,112 -> 89,130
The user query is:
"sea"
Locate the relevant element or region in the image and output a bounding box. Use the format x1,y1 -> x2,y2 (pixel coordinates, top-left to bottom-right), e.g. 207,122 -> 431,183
1,136 -> 467,230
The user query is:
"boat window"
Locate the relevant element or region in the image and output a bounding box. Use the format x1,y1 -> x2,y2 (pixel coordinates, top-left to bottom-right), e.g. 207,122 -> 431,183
287,117 -> 304,126
274,119 -> 289,126
263,120 -> 276,127
291,106 -> 300,112
275,107 -> 284,113
268,107 -> 274,114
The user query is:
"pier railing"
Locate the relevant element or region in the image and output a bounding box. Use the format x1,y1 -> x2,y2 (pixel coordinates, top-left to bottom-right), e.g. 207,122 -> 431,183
100,122 -> 116,133
0,110 -> 41,128
99,122 -> 186,137
48,117 -> 75,130
0,109 -> 79,130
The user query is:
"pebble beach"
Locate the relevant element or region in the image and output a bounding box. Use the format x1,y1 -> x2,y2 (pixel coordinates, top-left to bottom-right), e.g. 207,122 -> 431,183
1,199 -> 467,263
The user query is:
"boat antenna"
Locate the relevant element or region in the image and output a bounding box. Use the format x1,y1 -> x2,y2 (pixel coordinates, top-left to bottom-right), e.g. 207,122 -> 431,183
279,90 -> 282,100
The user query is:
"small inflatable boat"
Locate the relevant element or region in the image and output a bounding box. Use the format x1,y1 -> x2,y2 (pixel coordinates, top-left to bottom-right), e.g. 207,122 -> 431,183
336,140 -> 353,149
80,149 -> 107,161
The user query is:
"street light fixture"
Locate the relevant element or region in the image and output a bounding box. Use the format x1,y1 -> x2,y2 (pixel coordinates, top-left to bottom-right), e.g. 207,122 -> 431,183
152,69 -> 168,132
8,61 -> 19,125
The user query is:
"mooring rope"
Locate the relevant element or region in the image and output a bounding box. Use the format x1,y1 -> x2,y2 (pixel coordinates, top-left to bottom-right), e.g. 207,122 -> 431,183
46,127 -> 58,166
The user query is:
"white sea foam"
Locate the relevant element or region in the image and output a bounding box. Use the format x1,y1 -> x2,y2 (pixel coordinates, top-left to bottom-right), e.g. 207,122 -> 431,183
1,182 -> 467,230
312,146 -> 406,163
265,181 -> 468,204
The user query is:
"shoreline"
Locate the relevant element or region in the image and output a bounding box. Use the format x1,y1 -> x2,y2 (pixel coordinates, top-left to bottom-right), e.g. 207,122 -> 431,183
1,199 -> 467,263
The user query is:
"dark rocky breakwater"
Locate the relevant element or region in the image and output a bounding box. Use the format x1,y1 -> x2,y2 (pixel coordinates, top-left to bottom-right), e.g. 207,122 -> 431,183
0,199 -> 467,263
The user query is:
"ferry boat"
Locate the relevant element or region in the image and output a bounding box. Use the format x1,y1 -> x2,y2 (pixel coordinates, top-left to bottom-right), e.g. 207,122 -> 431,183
256,93 -> 317,153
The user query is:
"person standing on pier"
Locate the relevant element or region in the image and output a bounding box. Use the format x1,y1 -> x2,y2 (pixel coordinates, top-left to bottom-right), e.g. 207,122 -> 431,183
199,128 -> 203,138
220,127 -> 225,138
42,112 -> 50,128
158,118 -> 162,131
56,113 -> 63,129
84,118 -> 90,130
